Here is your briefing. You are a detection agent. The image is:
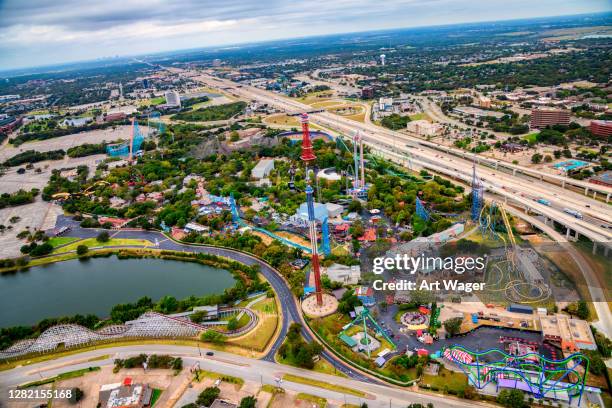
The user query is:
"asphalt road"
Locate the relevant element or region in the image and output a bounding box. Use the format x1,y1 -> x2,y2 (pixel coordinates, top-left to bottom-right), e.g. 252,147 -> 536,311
0,344 -> 481,408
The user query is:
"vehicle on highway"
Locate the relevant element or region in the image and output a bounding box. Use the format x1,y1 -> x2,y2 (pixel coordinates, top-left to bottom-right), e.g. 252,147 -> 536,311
563,208 -> 583,219
206,351 -> 214,356
536,198 -> 551,206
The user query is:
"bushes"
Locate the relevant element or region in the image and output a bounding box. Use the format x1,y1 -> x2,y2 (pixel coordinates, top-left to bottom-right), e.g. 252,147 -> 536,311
0,189 -> 39,208
172,102 -> 246,122
196,387 -> 220,406
3,150 -> 65,167
76,244 -> 89,256
201,330 -> 226,344
20,242 -> 53,256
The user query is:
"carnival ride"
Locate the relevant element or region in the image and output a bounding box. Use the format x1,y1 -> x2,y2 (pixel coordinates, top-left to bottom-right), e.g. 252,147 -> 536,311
339,307 -> 396,358
443,344 -> 589,405
106,119 -> 145,160
147,111 -> 165,137
51,181 -> 110,201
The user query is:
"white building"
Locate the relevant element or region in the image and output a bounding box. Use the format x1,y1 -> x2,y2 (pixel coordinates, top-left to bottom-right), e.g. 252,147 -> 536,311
378,97 -> 393,111
325,202 -> 344,218
184,222 -> 209,233
325,263 -> 361,285
251,159 -> 275,179
165,90 -> 181,107
406,120 -> 442,136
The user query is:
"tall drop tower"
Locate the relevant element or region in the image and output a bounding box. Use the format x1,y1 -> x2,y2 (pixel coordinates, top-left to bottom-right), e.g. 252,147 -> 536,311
299,113 -> 338,317
305,185 -> 323,306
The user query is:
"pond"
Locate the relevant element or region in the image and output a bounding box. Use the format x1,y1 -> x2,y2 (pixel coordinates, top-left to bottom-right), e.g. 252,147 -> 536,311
0,256 -> 236,328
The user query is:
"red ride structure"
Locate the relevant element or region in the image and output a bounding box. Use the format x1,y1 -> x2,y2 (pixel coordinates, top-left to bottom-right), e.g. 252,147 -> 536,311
300,113 -> 316,162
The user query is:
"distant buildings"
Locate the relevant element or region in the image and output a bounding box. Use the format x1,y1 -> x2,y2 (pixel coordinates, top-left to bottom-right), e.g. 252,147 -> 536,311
590,171 -> 612,188
378,97 -> 393,111
361,86 -> 374,99
0,115 -> 21,133
530,108 -> 570,129
406,120 -> 442,136
104,112 -> 127,122
452,106 -> 504,119
165,90 -> 181,107
477,96 -> 492,109
590,120 -> 612,137
251,159 -> 275,179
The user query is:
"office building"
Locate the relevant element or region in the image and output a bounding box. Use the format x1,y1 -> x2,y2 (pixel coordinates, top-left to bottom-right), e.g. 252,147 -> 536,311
530,108 -> 570,129
590,120 -> 612,137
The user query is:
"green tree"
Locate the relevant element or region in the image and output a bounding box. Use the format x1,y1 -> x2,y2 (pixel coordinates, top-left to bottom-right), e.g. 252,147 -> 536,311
443,317 -> 463,337
497,389 -> 526,408
531,153 -> 543,164
239,396 -> 257,408
196,386 -> 220,407
96,231 -> 110,243
227,316 -> 239,331
76,244 -> 89,256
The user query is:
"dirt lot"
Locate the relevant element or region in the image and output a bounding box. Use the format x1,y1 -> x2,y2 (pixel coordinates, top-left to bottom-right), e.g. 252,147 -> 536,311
0,125 -> 149,162
0,199 -> 62,258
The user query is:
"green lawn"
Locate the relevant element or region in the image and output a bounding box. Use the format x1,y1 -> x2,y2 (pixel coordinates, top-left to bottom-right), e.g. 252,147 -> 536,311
420,367 -> 467,394
150,389 -> 163,406
296,393 -> 327,408
19,366 -> 100,388
53,238 -> 153,254
283,374 -> 364,396
523,132 -> 538,143
409,112 -> 431,121
47,237 -> 79,248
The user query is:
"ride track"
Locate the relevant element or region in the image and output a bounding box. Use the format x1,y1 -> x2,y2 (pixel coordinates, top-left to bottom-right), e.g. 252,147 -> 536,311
444,344 -> 589,404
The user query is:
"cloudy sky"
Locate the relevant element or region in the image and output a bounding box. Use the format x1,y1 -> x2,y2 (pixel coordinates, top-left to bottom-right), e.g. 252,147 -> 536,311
0,0 -> 609,70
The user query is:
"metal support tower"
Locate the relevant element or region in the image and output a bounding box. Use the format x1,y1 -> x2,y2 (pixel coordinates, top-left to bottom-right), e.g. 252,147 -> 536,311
353,132 -> 360,189
321,217 -> 331,256
471,163 -> 484,221
306,185 -> 323,306
416,196 -> 430,222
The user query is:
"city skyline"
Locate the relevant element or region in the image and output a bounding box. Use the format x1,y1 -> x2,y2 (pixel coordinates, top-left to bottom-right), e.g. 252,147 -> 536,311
0,0 -> 610,70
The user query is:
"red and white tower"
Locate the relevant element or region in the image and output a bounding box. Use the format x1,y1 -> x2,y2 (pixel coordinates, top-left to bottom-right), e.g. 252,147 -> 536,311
300,113 -> 316,163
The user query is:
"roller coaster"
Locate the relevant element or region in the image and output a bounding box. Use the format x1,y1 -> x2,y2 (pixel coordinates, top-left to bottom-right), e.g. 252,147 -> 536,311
51,181 -> 110,200
443,344 -> 590,405
479,201 -> 551,304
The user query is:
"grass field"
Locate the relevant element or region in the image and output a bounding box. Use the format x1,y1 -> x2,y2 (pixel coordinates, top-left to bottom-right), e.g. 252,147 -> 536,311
283,374 -> 364,396
150,389 -> 163,406
296,392 -> 327,407
263,114 -> 300,127
523,132 -> 538,143
409,112 -> 431,121
52,238 -> 153,254
19,366 -> 100,388
420,367 -> 467,394
47,236 -> 79,248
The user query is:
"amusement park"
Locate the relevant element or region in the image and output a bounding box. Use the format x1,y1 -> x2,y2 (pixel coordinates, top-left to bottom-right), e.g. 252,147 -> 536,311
1,84 -> 609,408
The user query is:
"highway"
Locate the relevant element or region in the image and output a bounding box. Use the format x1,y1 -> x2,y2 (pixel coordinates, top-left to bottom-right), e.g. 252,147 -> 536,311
194,72 -> 612,243
0,345 -> 481,408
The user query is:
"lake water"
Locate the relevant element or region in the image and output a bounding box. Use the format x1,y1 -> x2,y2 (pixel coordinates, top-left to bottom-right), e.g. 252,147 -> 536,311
0,257 -> 236,328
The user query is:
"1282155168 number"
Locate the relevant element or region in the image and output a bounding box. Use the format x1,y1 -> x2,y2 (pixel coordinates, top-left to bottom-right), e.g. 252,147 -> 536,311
8,388 -> 73,400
